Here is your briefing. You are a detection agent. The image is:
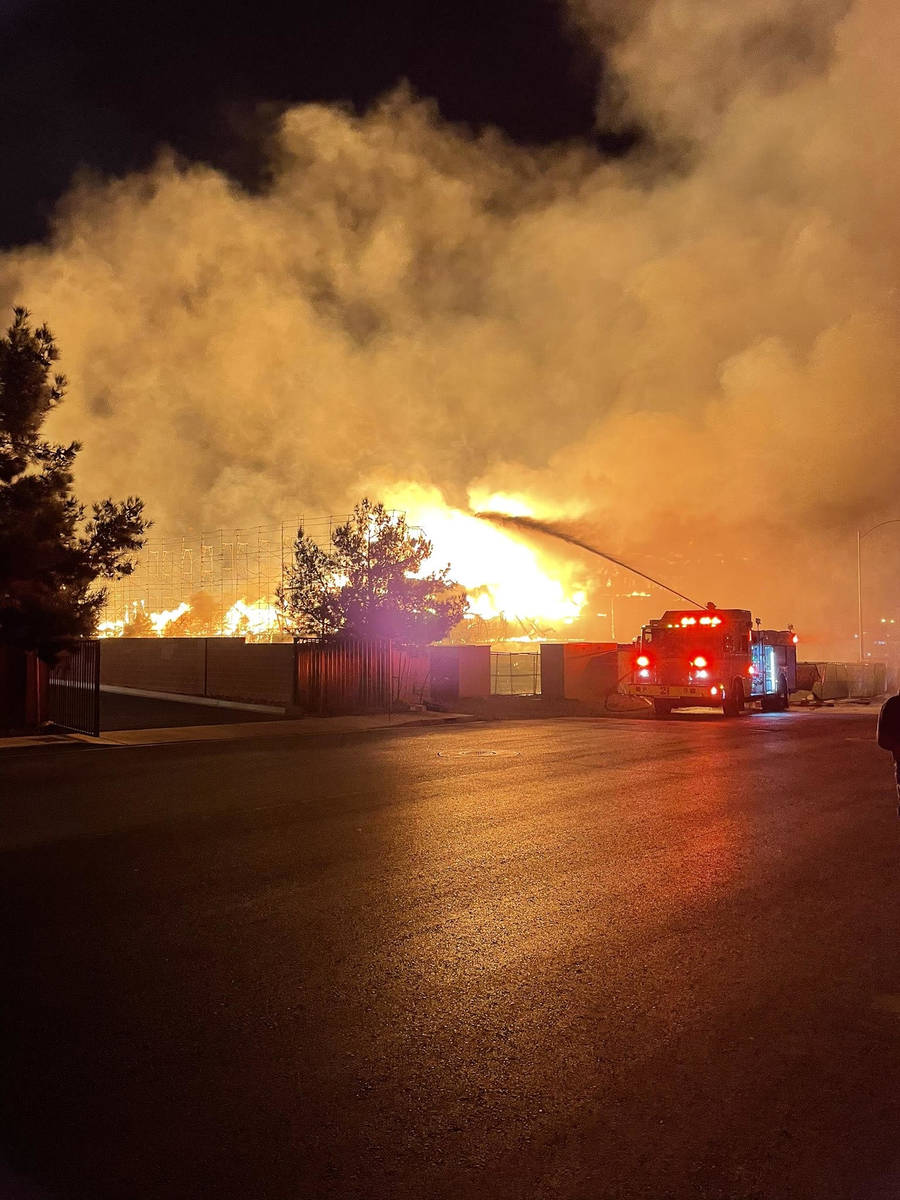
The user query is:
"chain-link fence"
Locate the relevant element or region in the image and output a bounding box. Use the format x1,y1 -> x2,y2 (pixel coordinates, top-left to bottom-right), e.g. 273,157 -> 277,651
490,651 -> 541,696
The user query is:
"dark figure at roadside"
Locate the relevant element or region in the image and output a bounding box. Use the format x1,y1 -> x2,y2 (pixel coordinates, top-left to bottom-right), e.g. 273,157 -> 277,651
876,689 -> 900,817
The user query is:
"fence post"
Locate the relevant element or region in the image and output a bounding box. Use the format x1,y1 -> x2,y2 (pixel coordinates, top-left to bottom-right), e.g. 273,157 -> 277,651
91,640 -> 101,736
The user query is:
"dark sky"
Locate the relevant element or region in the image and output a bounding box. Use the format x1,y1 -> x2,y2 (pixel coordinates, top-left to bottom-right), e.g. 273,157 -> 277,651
0,0 -> 632,250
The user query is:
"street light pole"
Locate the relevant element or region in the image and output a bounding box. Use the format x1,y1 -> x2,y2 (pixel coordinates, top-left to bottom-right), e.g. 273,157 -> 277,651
856,519 -> 900,663
857,528 -> 863,662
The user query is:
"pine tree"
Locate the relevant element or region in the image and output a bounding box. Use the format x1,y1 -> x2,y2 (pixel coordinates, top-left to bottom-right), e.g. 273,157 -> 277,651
0,307 -> 148,660
278,499 -> 466,643
276,534 -> 342,640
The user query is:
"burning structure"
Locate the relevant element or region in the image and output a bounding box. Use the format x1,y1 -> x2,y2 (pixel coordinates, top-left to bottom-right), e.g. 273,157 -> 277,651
2,0 -> 896,660
99,519 -> 327,640
98,504 -> 665,645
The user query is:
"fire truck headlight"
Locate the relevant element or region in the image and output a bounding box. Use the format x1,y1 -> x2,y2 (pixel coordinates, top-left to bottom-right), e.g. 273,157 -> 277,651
636,655 -> 650,668
710,686 -> 719,696
638,668 -> 650,678
695,669 -> 708,679
693,655 -> 708,668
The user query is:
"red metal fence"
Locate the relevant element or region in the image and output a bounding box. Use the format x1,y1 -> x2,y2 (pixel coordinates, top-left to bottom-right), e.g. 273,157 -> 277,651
294,639 -> 431,715
295,638 -> 393,715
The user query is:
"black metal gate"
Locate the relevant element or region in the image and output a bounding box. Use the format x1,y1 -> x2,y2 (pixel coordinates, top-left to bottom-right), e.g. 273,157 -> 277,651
49,640 -> 101,736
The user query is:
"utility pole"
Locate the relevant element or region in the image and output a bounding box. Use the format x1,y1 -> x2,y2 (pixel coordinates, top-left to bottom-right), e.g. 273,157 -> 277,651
857,528 -> 863,663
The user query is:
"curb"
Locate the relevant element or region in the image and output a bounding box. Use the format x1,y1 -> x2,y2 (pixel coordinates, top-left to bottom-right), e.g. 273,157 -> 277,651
100,684 -> 287,715
1,712 -> 477,752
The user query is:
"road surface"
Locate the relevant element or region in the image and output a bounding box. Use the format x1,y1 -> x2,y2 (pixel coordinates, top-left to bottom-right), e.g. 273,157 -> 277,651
1,707 -> 898,1199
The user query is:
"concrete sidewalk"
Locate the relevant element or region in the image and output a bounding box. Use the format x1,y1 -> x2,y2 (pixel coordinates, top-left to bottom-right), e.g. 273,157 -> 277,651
0,733 -> 76,750
0,710 -> 472,751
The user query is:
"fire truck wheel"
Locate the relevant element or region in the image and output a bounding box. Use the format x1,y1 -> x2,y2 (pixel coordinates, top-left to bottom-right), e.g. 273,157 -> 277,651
722,686 -> 740,717
652,700 -> 673,717
732,679 -> 745,713
776,674 -> 790,711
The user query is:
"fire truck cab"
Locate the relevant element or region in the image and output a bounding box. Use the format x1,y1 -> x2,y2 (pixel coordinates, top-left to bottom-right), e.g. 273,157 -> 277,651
624,604 -> 797,717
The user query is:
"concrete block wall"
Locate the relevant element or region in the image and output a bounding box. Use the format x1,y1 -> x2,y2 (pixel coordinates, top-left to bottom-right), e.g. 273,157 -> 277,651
101,638 -> 206,695
101,638 -> 295,705
540,642 -> 621,702
428,645 -> 492,702
205,640 -> 295,705
539,645 -> 565,701
457,645 -> 491,698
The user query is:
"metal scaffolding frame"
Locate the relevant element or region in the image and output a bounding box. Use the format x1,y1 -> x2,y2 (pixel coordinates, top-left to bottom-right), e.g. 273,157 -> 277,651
100,514 -> 351,628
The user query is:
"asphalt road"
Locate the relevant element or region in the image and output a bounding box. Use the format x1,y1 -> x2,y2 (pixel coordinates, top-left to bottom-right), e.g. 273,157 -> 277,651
1,708 -> 898,1200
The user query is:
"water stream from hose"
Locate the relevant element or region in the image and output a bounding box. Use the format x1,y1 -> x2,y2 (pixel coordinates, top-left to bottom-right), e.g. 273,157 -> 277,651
475,512 -> 705,610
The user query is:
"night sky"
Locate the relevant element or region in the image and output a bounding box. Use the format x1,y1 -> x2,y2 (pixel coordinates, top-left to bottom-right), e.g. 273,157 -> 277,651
0,0 -> 633,250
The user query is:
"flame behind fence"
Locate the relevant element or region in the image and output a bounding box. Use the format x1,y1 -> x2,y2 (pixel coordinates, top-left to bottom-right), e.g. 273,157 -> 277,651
100,516 -> 347,639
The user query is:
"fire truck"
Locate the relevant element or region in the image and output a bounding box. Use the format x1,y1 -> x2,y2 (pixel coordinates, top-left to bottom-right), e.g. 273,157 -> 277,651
624,604 -> 798,717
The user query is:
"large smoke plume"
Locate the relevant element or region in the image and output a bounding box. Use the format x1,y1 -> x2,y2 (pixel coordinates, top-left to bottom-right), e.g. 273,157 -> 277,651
1,0 -> 897,647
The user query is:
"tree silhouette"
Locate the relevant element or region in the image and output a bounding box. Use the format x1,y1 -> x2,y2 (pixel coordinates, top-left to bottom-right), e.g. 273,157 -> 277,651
278,499 -> 466,643
0,307 -> 147,660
